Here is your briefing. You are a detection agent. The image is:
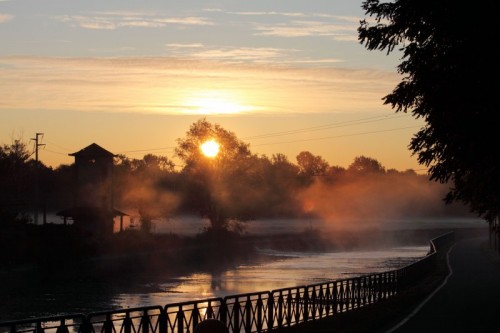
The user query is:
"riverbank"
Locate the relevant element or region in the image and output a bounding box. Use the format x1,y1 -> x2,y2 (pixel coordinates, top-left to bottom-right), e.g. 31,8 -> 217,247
1,223 -> 459,281
0,223 -> 486,322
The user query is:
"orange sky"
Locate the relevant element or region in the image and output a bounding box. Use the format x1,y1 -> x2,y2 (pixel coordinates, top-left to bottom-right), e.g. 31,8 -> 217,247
0,56 -> 424,171
0,1 -> 425,172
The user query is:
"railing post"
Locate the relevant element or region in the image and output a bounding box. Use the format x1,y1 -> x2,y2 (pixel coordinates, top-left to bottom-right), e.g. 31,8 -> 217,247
338,281 -> 345,313
277,293 -> 284,329
123,313 -> 132,333
35,321 -> 44,333
380,273 -> 386,300
56,319 -> 69,333
355,279 -> 360,309
324,284 -> 331,316
286,291 -> 292,326
303,288 -> 309,323
206,301 -> 214,319
361,277 -> 367,305
80,316 -> 91,333
348,280 -> 355,310
192,304 -> 200,329
317,285 -> 324,318
267,294 -> 274,332
245,297 -> 252,333
142,310 -> 150,333
256,296 -> 263,332
104,314 -> 113,333
176,307 -> 184,333
233,299 -> 241,333
219,300 -> 228,327
159,310 -> 167,333
332,281 -> 338,314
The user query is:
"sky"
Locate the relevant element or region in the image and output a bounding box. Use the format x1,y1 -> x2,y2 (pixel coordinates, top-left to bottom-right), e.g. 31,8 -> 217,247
0,0 -> 426,172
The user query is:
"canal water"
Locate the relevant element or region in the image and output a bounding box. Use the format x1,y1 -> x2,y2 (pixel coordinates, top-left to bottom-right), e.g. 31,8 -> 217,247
111,245 -> 429,306
0,217 -> 486,322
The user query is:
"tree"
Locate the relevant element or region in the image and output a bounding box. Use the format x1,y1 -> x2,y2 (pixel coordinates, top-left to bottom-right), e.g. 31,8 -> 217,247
358,1 -> 497,220
263,154 -> 302,217
296,151 -> 329,180
175,119 -> 255,230
348,156 -> 385,175
0,139 -> 36,224
113,154 -> 179,233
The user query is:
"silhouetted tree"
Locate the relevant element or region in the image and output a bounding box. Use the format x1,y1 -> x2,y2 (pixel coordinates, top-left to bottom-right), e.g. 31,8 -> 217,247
113,154 -> 179,232
296,151 -> 329,185
43,164 -> 72,215
0,139 -> 37,224
359,0 -> 496,220
263,154 -> 302,217
348,156 -> 385,175
323,165 -> 347,185
175,119 -> 256,231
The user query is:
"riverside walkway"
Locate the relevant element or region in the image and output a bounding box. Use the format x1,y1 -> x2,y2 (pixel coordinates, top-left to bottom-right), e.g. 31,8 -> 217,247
384,231 -> 500,332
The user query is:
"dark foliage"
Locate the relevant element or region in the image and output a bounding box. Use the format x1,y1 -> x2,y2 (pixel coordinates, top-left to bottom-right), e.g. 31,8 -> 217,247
358,0 -> 497,220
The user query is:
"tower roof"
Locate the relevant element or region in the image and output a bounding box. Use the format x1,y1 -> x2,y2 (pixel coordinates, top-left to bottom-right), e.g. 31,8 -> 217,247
69,143 -> 115,158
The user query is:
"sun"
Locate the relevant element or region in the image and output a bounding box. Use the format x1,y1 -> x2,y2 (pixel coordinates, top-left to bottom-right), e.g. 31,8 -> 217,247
200,139 -> 220,158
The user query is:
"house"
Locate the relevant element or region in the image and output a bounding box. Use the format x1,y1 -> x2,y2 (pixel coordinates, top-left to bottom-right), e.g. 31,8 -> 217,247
57,143 -> 127,237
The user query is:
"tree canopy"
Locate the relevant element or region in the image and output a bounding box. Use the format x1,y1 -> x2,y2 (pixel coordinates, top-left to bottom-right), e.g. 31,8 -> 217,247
174,118 -> 257,229
358,0 -> 497,221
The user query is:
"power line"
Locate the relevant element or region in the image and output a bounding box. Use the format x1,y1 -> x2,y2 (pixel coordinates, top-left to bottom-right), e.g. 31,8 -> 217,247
43,139 -> 73,152
44,148 -> 70,156
40,114 -> 422,168
116,146 -> 176,154
251,125 -> 421,147
42,113 -> 415,156
242,114 -> 411,140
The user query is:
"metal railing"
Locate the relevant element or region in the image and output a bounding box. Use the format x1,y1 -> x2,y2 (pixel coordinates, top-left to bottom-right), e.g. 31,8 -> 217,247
0,232 -> 454,333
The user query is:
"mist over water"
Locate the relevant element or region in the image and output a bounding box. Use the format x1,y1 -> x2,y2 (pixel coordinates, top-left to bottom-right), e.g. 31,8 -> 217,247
1,216 -> 486,322
111,245 -> 429,309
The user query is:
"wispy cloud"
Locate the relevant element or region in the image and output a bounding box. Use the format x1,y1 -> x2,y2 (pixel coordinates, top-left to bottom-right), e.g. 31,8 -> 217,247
164,44 -> 300,64
254,20 -> 356,39
214,9 -> 359,40
191,47 -> 286,62
0,56 -> 398,116
289,58 -> 344,64
313,14 -> 362,23
227,11 -> 306,17
0,13 -> 13,23
56,13 -> 213,30
166,43 -> 205,49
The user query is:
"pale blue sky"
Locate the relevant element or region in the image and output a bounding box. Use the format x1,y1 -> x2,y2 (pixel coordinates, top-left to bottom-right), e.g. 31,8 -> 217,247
0,0 -> 423,171
1,0 -> 397,67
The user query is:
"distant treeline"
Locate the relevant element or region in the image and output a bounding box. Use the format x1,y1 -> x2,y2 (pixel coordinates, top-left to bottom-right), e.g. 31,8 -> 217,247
0,128 -> 472,230
0,128 -> 476,278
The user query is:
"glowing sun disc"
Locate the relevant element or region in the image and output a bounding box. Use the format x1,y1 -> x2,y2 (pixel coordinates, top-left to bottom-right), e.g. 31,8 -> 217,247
201,139 -> 220,158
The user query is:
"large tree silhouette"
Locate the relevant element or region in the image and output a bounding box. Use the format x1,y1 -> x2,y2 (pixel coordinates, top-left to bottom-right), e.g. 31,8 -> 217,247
175,119 -> 256,230
358,0 -> 497,221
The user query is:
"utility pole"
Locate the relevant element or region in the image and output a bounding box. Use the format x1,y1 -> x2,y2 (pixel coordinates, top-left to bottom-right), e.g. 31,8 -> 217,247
31,132 -> 45,225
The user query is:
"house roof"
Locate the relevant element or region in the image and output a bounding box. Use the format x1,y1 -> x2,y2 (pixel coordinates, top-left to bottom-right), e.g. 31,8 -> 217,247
69,143 -> 116,158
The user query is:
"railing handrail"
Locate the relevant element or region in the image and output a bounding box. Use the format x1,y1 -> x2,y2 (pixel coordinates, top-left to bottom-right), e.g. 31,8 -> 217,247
0,231 -> 455,333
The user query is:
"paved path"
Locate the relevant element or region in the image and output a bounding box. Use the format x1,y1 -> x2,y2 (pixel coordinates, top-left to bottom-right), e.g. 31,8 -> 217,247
387,233 -> 500,332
